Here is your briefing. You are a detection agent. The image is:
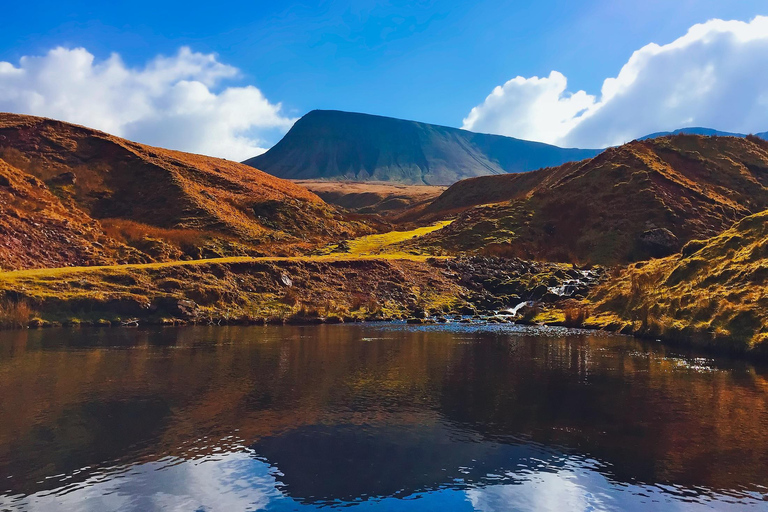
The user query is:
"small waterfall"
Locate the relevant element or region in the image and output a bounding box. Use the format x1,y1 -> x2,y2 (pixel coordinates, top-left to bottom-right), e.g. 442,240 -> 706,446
506,301 -> 534,316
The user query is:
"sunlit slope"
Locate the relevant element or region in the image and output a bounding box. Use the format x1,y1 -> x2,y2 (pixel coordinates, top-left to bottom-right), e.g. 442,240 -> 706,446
0,112 -> 367,265
409,135 -> 768,264
588,209 -> 768,355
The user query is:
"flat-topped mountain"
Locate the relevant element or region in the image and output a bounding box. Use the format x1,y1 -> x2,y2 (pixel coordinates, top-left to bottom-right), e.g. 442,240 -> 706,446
0,113 -> 366,268
243,110 -> 600,185
406,134 -> 768,265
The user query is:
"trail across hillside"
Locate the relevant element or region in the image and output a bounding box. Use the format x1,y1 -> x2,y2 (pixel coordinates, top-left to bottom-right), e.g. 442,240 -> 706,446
0,221 -> 453,283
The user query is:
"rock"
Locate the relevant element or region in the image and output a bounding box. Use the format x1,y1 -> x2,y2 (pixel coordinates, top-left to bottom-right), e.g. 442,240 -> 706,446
541,292 -> 561,303
638,228 -> 681,257
49,171 -> 77,186
152,298 -> 200,319
406,318 -> 424,324
531,284 -> 549,300
280,274 -> 293,287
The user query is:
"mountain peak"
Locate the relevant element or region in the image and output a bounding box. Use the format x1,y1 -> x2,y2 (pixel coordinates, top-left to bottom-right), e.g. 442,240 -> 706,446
244,110 -> 600,185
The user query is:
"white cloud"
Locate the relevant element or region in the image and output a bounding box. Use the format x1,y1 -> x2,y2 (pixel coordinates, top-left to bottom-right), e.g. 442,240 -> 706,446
462,16 -> 768,148
0,47 -> 295,161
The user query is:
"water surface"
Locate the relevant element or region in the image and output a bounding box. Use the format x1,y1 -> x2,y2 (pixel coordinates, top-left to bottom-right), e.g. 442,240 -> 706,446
0,323 -> 767,511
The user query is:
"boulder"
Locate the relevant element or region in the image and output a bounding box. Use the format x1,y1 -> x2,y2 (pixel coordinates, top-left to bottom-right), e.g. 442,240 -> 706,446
638,228 -> 681,258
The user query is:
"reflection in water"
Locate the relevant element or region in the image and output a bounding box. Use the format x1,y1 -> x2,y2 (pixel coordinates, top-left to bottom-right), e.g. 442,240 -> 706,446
0,323 -> 767,511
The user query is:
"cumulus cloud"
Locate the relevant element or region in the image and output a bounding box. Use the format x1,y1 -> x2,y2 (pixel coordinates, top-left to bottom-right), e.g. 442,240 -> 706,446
463,16 -> 768,148
0,47 -> 295,160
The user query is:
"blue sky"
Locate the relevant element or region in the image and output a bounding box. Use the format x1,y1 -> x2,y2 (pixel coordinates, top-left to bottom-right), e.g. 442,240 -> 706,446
1,1 -> 767,158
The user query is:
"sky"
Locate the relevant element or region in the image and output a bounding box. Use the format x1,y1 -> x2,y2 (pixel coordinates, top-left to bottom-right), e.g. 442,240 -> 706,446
0,0 -> 767,159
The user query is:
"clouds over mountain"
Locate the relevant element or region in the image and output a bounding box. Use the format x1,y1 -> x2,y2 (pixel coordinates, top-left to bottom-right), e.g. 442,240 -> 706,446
463,16 -> 768,148
0,47 -> 294,160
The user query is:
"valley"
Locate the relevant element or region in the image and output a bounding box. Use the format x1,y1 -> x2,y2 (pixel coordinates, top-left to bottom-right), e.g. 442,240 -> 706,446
0,113 -> 767,358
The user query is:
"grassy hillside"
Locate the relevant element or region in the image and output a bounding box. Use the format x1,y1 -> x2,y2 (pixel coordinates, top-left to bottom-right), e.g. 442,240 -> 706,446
0,256 -> 463,327
0,158 -> 147,270
244,110 -> 599,185
0,113 -> 369,264
587,210 -> 768,356
409,135 -> 768,264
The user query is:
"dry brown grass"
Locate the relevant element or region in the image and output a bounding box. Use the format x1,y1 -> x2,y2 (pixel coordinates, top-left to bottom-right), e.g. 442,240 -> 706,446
563,304 -> 590,327
588,209 -> 768,355
101,219 -> 209,248
0,300 -> 32,328
409,135 -> 768,265
0,112 -> 370,262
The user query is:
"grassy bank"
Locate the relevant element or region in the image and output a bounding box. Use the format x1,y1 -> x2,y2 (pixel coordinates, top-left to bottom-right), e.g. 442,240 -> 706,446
0,255 -> 465,327
582,211 -> 768,357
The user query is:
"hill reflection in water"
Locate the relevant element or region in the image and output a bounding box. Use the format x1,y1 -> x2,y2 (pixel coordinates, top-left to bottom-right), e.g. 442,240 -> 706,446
0,323 -> 766,511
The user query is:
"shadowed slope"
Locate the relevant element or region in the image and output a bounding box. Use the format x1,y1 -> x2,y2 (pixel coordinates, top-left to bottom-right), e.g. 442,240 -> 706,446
0,158 -> 145,270
244,110 -> 600,185
408,135 -> 768,264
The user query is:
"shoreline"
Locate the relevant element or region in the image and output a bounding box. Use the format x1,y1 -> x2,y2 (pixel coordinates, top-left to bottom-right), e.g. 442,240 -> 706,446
3,312 -> 766,363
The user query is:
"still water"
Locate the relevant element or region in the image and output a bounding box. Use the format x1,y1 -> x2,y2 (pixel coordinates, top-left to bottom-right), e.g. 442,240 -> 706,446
0,323 -> 767,511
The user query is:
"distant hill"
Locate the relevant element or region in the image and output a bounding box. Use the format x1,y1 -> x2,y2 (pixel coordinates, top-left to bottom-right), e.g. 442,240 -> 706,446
244,110 -> 600,186
0,113 -> 366,268
640,127 -> 768,140
405,134 -> 768,265
295,180 -> 446,216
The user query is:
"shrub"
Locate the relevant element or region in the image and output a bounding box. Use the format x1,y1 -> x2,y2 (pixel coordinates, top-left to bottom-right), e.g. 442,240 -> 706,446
100,219 -> 209,253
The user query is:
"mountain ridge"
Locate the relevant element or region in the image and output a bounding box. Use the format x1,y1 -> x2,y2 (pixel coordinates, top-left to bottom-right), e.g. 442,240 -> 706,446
640,127 -> 768,140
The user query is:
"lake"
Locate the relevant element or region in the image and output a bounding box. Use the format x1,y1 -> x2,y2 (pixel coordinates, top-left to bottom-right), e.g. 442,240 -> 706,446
0,323 -> 767,511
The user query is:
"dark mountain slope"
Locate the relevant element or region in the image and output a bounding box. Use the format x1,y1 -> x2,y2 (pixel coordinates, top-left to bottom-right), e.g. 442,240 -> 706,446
406,134 -> 768,265
244,110 -> 600,186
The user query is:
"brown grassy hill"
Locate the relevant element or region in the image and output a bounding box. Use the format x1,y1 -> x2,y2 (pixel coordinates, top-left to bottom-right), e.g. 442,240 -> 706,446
0,158 -> 147,270
0,113 -> 366,262
409,135 -> 768,264
587,209 -> 768,356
